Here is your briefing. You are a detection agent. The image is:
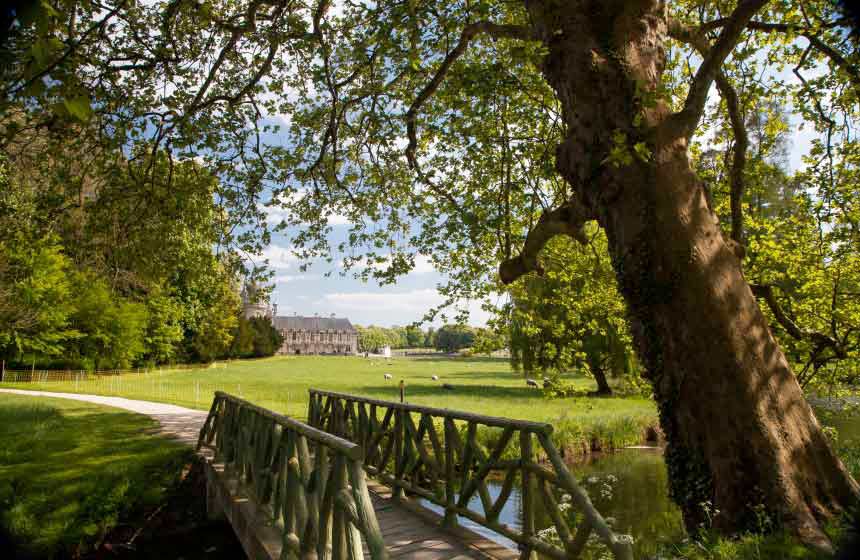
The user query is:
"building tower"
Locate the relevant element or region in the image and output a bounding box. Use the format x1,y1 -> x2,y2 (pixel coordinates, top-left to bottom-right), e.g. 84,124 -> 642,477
241,280 -> 272,319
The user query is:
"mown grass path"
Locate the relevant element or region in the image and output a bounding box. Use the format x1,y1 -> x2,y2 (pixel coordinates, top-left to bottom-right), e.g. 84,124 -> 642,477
0,388 -> 207,445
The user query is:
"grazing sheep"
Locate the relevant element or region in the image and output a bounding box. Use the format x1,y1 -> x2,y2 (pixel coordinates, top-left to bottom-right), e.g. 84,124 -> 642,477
526,378 -> 539,388
543,378 -> 554,389
384,373 -> 393,380
431,375 -> 439,381
442,383 -> 455,391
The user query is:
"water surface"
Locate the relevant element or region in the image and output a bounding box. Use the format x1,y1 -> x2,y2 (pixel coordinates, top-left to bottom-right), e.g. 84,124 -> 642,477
421,447 -> 684,558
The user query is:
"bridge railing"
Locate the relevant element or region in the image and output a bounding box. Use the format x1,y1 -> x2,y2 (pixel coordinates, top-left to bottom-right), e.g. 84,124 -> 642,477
308,389 -> 633,560
198,391 -> 388,560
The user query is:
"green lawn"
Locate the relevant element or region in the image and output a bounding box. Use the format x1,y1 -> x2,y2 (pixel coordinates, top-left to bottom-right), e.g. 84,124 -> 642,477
2,355 -> 659,453
0,394 -> 192,557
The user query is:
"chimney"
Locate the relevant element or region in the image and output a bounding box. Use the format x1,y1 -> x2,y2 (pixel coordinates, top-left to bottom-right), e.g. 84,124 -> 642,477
330,313 -> 336,319
273,303 -> 278,317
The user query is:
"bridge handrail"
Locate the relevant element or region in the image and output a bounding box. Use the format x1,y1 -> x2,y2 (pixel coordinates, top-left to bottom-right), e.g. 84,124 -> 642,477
198,391 -> 388,559
308,388 -> 633,560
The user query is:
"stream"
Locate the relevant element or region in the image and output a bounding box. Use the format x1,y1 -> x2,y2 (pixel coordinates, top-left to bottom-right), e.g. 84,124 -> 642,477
420,446 -> 685,558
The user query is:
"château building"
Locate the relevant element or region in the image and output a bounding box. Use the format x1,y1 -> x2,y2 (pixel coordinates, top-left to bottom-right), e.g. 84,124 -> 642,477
273,315 -> 358,355
241,281 -> 358,355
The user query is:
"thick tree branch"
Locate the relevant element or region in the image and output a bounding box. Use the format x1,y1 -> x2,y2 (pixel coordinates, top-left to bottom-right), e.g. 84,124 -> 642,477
718,75 -> 748,246
666,0 -> 768,139
670,21 -> 750,246
700,19 -> 860,92
750,283 -> 847,358
499,199 -> 592,285
405,21 -> 536,168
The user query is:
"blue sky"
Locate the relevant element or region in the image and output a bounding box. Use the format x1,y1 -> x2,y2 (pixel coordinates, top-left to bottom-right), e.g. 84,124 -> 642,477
250,187 -> 495,327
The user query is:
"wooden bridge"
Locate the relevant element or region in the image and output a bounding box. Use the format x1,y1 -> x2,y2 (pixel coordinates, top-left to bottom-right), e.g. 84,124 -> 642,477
197,390 -> 633,560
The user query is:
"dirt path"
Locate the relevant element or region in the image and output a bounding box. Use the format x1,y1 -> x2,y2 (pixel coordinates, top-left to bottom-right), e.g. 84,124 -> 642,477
0,388 -> 207,446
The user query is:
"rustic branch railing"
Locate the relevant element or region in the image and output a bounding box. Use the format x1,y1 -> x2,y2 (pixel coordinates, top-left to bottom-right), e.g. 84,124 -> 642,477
308,389 -> 633,560
198,392 -> 388,560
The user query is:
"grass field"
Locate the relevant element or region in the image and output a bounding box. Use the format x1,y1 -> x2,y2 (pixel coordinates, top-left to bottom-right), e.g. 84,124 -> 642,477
0,393 -> 192,556
1,355 -> 659,453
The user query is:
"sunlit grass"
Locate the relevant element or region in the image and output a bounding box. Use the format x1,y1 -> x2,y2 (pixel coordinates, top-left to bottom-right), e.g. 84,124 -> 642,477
2,355 -> 659,455
0,394 -> 192,556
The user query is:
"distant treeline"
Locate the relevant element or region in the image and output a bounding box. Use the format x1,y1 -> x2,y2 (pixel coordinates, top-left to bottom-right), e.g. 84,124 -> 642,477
0,153 -> 278,371
355,324 -> 505,354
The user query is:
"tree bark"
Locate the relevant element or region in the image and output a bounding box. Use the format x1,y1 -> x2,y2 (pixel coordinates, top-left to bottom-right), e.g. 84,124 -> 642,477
523,0 -> 859,547
588,359 -> 613,396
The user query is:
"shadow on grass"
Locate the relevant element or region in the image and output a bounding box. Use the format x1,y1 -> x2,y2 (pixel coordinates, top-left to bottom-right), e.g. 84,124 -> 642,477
0,398 -> 192,557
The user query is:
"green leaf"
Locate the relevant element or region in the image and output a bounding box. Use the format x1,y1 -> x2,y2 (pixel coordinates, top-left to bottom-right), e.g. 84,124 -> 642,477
63,96 -> 93,122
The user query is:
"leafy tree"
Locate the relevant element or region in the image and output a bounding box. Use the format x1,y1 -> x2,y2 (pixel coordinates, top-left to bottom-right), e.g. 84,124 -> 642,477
0,234 -> 76,365
424,328 -> 436,349
405,325 -> 425,348
507,230 -> 635,395
190,279 -> 239,363
355,325 -> 389,353
434,325 -> 475,353
472,327 -> 506,357
143,288 -> 184,365
249,316 -> 284,358
229,317 -> 256,359
67,271 -> 147,370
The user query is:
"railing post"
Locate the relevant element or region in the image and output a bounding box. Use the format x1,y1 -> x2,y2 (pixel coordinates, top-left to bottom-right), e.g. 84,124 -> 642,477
443,417 -> 458,529
393,408 -> 404,501
520,429 -> 537,560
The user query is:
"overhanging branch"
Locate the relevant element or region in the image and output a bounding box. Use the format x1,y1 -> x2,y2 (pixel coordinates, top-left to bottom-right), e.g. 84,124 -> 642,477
405,21 -> 536,168
498,199 -> 592,285
700,19 -> 860,92
750,284 -> 847,359
666,0 -> 768,140
669,21 -> 749,246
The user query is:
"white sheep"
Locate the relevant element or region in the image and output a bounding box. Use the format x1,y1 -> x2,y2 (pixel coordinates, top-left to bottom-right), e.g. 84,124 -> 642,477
526,378 -> 539,388
384,373 -> 393,380
431,375 -> 439,381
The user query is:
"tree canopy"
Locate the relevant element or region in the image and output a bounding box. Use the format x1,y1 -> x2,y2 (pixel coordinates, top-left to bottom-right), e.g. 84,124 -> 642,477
3,0 -> 860,546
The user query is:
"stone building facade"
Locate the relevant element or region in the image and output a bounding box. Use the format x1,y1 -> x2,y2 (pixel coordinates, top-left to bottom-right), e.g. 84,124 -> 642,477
273,315 -> 358,355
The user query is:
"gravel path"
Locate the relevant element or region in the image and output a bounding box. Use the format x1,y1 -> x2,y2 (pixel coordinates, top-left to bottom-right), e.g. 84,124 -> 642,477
0,388 -> 207,446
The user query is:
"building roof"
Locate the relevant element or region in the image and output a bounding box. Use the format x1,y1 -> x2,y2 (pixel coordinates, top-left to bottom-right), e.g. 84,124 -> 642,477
273,315 -> 357,332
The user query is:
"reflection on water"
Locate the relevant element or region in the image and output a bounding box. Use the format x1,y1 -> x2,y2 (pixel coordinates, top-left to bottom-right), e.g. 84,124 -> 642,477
420,447 -> 684,558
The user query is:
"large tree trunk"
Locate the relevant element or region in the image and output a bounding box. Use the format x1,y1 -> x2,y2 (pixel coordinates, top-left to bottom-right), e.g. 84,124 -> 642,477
524,0 -> 859,547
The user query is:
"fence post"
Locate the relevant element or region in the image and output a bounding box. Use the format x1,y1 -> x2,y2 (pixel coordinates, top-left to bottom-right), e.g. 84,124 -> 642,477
393,408 -> 404,501
520,430 -> 537,560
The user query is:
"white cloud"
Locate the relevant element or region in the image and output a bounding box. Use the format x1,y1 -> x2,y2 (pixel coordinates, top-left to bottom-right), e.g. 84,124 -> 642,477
319,288 -> 492,327
259,191 -> 352,227
323,289 -> 444,312
412,254 -> 435,274
260,244 -> 295,270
